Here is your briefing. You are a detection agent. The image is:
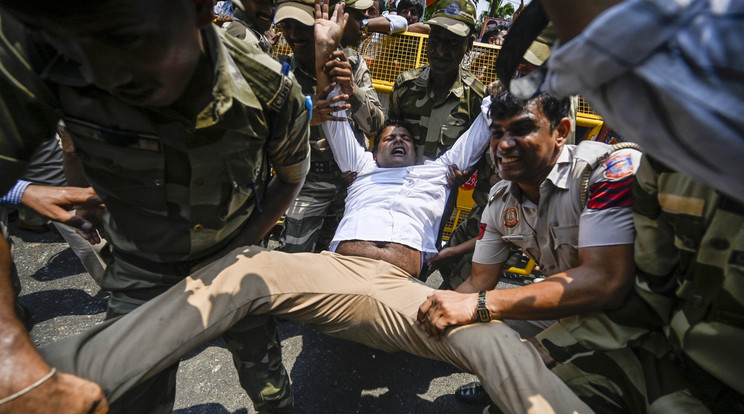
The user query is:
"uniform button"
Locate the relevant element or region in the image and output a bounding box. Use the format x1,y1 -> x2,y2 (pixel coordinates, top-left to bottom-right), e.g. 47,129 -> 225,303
538,210 -> 544,218
194,178 -> 204,186
193,224 -> 204,231
540,237 -> 547,243
233,182 -> 239,189
153,179 -> 163,187
710,238 -> 730,250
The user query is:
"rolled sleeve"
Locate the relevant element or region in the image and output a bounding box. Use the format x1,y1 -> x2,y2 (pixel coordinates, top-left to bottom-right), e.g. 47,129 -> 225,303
472,200 -> 510,265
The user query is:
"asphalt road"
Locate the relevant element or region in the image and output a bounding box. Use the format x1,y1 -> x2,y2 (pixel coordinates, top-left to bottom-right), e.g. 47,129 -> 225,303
10,219 -> 529,414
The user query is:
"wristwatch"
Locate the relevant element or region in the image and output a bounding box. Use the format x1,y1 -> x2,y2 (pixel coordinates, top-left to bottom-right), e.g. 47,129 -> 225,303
361,18 -> 369,33
476,290 -> 491,322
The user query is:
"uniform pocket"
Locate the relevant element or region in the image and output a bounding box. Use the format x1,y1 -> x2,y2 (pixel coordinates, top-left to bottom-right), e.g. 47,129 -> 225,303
224,148 -> 264,219
65,117 -> 167,214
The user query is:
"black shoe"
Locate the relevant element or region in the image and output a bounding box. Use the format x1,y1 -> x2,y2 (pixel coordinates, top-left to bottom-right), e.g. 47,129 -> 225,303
455,381 -> 490,405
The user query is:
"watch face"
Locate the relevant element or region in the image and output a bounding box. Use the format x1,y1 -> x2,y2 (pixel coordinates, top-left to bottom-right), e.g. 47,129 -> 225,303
478,308 -> 490,322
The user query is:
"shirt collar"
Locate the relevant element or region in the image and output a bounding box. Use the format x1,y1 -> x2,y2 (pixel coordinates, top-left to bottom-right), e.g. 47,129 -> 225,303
543,145 -> 572,190
412,66 -> 467,99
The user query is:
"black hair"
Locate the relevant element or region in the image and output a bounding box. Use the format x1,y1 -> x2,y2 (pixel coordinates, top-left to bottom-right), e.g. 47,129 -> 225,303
372,118 -> 412,152
489,91 -> 569,130
480,27 -> 501,43
395,0 -> 423,19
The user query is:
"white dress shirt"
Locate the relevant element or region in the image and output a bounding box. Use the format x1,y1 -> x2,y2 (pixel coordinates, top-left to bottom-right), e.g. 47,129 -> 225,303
321,95 -> 492,256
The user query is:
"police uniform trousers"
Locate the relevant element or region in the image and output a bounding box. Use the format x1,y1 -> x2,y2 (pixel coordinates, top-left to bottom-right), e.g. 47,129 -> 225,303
41,246 -> 592,414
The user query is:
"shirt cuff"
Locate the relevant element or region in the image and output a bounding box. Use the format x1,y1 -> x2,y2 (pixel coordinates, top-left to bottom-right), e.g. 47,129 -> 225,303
0,180 -> 31,206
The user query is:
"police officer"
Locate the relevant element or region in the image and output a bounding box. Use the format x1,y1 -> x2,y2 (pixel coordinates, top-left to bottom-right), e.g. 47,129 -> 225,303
388,0 -> 486,163
0,0 -> 310,413
417,91 -> 643,409
275,0 -> 384,253
220,0 -> 276,53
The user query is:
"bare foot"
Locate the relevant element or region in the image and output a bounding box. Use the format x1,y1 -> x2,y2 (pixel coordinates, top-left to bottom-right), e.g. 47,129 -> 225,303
0,372 -> 108,414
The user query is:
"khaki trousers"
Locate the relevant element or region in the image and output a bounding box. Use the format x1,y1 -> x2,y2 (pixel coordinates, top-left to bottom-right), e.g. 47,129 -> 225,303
40,246 -> 592,414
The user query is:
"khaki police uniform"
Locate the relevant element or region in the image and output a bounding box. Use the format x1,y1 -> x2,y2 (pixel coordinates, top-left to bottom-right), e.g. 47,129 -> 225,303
474,142 -> 641,271
0,11 -> 310,414
534,156 -> 744,413
473,142 -> 641,339
278,50 -> 384,253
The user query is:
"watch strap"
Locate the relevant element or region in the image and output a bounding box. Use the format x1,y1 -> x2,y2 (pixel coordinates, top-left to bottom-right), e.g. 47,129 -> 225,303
477,290 -> 491,322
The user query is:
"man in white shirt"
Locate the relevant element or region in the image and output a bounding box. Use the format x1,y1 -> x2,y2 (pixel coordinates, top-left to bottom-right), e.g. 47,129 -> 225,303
324,95 -> 491,276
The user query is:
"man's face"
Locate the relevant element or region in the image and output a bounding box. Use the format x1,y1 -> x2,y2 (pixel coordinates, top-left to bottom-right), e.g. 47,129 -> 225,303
342,9 -> 366,47
398,6 -> 420,24
427,26 -> 471,79
374,125 -> 416,168
489,100 -> 565,187
364,1 -> 381,18
242,0 -> 275,33
278,19 -> 315,68
35,0 -> 211,108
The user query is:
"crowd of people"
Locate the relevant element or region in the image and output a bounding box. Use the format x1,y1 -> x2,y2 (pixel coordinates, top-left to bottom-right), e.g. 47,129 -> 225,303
0,0 -> 742,413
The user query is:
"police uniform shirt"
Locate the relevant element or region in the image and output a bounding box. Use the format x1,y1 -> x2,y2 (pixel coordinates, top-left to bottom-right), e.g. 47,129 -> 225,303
472,144 -> 642,276
0,13 -> 310,266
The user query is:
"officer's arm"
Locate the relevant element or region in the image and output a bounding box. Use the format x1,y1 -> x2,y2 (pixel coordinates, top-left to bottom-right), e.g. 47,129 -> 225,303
0,237 -> 108,413
484,243 -> 635,320
233,177 -> 304,247
419,243 -> 634,339
455,260 -> 503,293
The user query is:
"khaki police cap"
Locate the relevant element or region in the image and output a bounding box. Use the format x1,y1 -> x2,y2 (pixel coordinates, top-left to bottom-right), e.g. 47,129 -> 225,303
426,0 -> 477,37
523,41 -> 550,66
275,0 -> 316,26
523,24 -> 556,66
339,0 -> 375,11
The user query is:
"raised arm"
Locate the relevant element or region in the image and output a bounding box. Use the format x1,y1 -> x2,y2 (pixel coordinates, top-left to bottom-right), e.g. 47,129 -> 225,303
315,0 -> 370,173
435,96 -> 492,170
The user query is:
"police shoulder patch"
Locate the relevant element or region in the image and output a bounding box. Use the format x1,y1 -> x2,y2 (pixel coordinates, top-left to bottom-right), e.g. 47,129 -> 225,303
267,74 -> 293,112
603,154 -> 633,180
503,207 -> 519,229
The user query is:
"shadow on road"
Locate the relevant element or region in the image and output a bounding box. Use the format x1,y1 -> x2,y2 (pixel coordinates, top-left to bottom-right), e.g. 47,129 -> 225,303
175,404 -> 248,414
20,288 -> 108,326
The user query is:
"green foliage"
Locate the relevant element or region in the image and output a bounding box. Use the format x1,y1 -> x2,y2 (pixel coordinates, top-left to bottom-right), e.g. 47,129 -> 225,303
479,0 -> 515,21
